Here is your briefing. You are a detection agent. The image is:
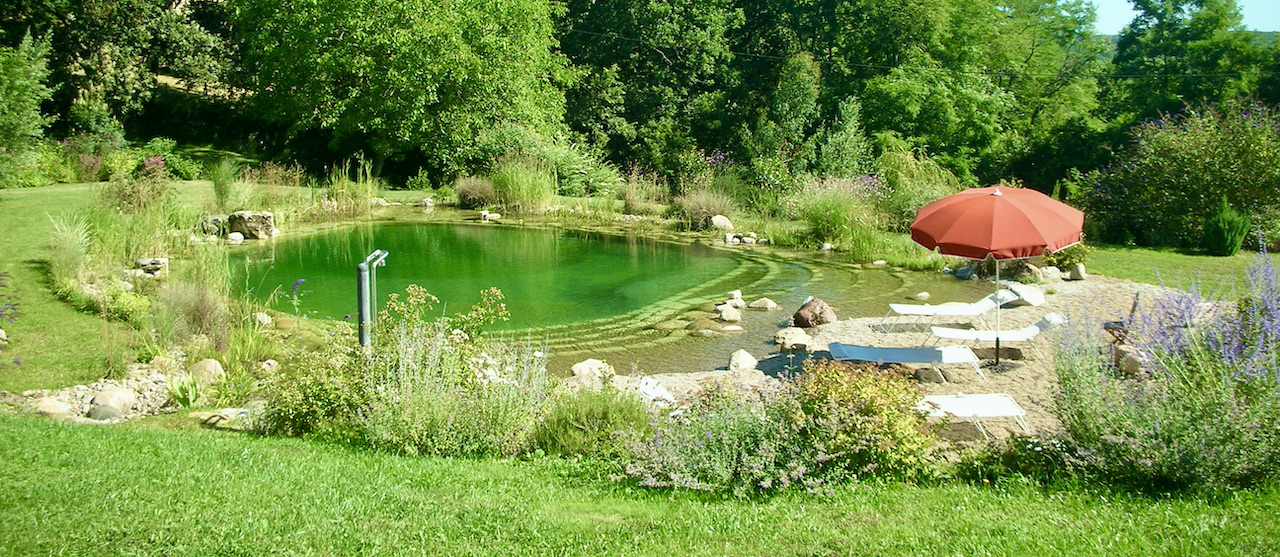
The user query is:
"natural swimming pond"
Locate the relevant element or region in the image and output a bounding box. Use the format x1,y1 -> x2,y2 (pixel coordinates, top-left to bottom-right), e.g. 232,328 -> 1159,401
234,222 -> 992,374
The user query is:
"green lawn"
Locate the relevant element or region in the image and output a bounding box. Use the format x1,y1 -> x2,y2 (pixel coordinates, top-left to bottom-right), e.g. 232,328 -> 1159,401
1,414 -> 1277,556
1088,244 -> 1276,292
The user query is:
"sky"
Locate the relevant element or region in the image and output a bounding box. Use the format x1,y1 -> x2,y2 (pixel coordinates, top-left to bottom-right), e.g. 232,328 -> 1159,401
1092,0 -> 1280,35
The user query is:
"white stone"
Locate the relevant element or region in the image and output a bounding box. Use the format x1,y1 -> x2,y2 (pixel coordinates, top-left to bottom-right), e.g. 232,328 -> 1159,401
721,325 -> 745,332
0,327 -> 7,345
252,312 -> 273,327
188,359 -> 226,385
637,377 -> 676,405
91,387 -> 137,413
728,349 -> 758,372
261,359 -> 280,372
748,297 -> 779,310
571,358 -> 613,381
718,307 -> 743,323
821,243 -> 834,251
914,292 -> 931,301
1006,283 -> 1046,306
872,260 -> 887,266
1041,266 -> 1063,281
485,212 -> 502,221
710,214 -> 734,231
31,397 -> 72,417
728,289 -> 742,300
774,327 -> 812,352
1068,263 -> 1088,281
226,232 -> 244,245
725,298 -> 747,309
741,237 -> 757,244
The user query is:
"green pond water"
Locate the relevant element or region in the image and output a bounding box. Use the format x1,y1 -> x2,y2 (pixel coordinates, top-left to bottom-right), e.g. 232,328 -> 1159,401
233,223 -> 993,374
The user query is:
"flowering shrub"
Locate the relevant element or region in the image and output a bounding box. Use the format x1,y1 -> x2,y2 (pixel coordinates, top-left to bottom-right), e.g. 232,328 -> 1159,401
1052,252 -> 1280,492
621,360 -> 935,497
1083,100 -> 1280,248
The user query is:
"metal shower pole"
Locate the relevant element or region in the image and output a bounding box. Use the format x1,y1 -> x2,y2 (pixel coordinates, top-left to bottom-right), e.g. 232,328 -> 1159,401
357,249 -> 389,347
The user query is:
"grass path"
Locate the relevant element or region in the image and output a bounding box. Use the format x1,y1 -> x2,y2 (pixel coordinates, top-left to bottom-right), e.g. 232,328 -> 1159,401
2,414 -> 1278,556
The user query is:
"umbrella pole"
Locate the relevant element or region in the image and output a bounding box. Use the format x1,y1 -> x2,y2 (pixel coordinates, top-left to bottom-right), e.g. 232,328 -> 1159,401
995,259 -> 1001,365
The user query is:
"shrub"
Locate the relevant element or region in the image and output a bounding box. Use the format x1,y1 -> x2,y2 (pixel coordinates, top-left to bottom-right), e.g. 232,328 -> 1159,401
405,169 -> 433,190
536,141 -> 621,197
532,386 -> 653,458
207,158 -> 241,213
1201,196 -> 1250,256
875,145 -> 962,232
455,176 -> 495,209
323,158 -> 381,216
100,149 -> 141,180
1053,253 -> 1280,492
153,280 -> 231,350
792,179 -> 885,245
621,360 -> 936,496
99,172 -> 175,213
1041,242 -> 1093,268
671,189 -> 735,231
490,159 -> 555,214
47,213 -> 91,291
619,173 -> 666,216
99,283 -> 151,326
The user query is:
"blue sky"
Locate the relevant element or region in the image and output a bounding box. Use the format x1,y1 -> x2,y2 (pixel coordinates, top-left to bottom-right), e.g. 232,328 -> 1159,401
1092,0 -> 1280,35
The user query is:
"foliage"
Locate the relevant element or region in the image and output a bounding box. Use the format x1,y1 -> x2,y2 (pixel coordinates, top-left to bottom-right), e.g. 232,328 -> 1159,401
535,140 -> 622,197
1053,253 -> 1280,492
532,385 -> 654,458
233,0 -> 565,180
671,188 -> 735,231
207,158 -> 240,213
1201,196 -> 1251,256
812,97 -> 875,180
1083,101 -> 1280,248
490,159 -> 556,214
322,159 -> 381,217
167,373 -> 205,408
455,176 -> 495,209
621,359 -> 935,496
790,176 -> 886,246
0,34 -> 52,188
1041,242 -> 1094,269
874,143 -> 963,231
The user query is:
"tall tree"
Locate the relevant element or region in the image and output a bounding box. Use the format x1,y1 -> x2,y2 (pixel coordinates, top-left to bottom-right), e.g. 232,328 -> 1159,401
1104,0 -> 1263,123
232,0 -> 565,178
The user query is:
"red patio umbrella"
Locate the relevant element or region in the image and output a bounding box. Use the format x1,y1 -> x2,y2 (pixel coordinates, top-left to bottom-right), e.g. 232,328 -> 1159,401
910,186 -> 1084,364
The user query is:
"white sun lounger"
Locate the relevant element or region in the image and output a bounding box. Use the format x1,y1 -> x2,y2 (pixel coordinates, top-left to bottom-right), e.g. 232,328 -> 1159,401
828,342 -> 985,382
881,289 -> 1020,332
927,313 -> 1067,359
915,393 -> 1030,440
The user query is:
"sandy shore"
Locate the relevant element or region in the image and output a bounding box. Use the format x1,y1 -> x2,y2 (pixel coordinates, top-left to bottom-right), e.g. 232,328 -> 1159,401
804,274 -> 1167,442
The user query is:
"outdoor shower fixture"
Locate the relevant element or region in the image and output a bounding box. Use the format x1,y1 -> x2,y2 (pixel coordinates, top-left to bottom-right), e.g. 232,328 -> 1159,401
357,249 -> 389,347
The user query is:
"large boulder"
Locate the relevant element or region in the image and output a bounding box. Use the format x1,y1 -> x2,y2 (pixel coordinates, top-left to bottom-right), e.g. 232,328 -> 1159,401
188,359 -> 226,385
90,387 -> 137,413
728,349 -> 758,372
30,397 -> 71,418
793,297 -> 837,328
710,214 -> 734,231
228,211 -> 276,240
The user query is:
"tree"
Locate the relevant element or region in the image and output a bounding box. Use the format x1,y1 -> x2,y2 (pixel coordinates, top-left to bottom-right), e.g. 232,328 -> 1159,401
233,0 -> 565,178
0,33 -> 51,187
1104,0 -> 1263,123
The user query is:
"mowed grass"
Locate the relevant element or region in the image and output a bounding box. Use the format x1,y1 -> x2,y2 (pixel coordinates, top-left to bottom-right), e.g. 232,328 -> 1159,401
1088,244 -> 1278,292
2,414 -> 1279,556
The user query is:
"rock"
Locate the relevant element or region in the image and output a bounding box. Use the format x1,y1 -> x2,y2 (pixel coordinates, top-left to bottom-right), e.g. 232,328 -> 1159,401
229,211 -> 277,240
198,214 -> 229,236
0,327 -> 7,347
718,306 -> 743,323
417,198 -> 435,207
252,312 -> 273,327
954,265 -> 976,280
728,289 -> 742,300
226,232 -> 244,245
721,325 -> 744,332
725,298 -> 747,309
748,297 -> 779,310
724,233 -> 740,245
369,197 -> 391,207
188,359 -> 226,385
872,260 -> 887,266
1068,263 -> 1088,281
710,214 -> 734,231
1040,266 -> 1063,281
728,349 -> 758,372
91,387 -> 137,413
275,316 -> 298,330
261,359 -> 280,372
484,212 -> 502,221
31,397 -> 71,417
565,358 -> 613,391
1114,344 -> 1145,376
820,243 -> 834,251
1006,283 -> 1045,307
637,377 -> 676,405
793,297 -> 837,328
692,329 -> 722,337
914,292 -> 931,301
148,356 -> 177,373
87,404 -> 125,421
774,327 -> 812,352
741,237 -> 757,244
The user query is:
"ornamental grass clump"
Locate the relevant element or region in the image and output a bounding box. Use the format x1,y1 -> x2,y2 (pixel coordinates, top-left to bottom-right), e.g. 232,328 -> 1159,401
621,359 -> 935,497
1052,252 -> 1280,493
532,385 -> 654,458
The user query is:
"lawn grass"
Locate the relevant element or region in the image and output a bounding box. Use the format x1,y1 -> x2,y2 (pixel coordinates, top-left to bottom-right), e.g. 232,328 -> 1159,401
1088,244 -> 1277,292
2,414 -> 1278,556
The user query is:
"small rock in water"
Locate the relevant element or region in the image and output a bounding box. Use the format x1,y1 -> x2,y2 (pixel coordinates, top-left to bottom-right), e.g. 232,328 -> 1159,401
728,349 -> 758,372
727,289 -> 742,300
747,297 -> 779,310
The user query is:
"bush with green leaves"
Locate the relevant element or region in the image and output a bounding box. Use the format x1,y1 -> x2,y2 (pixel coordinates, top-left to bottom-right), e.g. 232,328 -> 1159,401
490,158 -> 556,214
671,188 -> 735,231
207,158 -> 241,213
455,176 -> 495,209
1041,242 -> 1093,268
622,359 -> 935,496
1083,101 -> 1280,248
875,144 -> 963,232
532,385 -> 654,458
1201,195 -> 1250,256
